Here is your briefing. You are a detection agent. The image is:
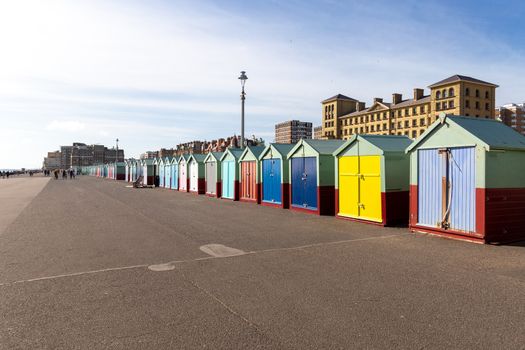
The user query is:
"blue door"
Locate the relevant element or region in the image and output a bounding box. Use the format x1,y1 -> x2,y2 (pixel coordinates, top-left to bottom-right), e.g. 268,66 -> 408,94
262,159 -> 281,204
164,164 -> 171,188
171,164 -> 178,190
159,164 -> 165,187
449,147 -> 475,232
418,147 -> 476,232
417,149 -> 443,227
222,160 -> 235,199
291,157 -> 317,210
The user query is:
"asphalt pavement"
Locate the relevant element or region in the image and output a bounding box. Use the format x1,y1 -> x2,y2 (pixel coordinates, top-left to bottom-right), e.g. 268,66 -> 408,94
0,176 -> 524,349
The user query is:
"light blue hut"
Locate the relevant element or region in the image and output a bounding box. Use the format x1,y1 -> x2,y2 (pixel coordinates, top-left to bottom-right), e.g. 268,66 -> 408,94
170,157 -> 179,190
219,148 -> 243,200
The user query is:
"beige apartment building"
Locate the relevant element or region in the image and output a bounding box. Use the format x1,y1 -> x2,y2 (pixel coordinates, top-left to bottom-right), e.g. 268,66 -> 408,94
321,75 -> 498,140
497,103 -> 525,136
275,120 -> 312,143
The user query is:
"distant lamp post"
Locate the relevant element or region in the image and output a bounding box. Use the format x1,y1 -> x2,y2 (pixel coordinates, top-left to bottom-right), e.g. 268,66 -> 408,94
115,138 -> 119,162
238,71 -> 248,149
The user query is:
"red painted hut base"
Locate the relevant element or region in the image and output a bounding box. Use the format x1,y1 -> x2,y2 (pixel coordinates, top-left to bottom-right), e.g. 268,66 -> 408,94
260,184 -> 290,209
289,186 -> 335,216
410,185 -> 525,244
335,190 -> 408,226
190,179 -> 206,195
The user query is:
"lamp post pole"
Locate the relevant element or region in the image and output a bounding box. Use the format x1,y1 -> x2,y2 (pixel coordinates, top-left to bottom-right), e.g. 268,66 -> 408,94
238,71 -> 248,149
116,138 -> 119,162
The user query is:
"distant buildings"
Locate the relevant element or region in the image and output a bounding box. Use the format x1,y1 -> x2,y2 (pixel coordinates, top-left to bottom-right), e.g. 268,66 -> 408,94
43,142 -> 125,169
43,151 -> 61,170
497,103 -> 525,136
321,75 -> 498,140
140,151 -> 159,160
313,126 -> 322,140
153,135 -> 265,157
274,120 -> 312,143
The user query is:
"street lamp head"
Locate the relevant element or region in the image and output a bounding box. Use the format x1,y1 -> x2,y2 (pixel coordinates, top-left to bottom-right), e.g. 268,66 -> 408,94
238,71 -> 248,88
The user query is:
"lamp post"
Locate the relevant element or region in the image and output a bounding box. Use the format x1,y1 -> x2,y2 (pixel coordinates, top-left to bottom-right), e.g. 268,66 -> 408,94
116,138 -> 119,162
238,71 -> 248,149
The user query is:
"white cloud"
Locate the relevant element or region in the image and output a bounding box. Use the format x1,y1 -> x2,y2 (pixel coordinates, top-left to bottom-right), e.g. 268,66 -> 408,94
46,120 -> 86,132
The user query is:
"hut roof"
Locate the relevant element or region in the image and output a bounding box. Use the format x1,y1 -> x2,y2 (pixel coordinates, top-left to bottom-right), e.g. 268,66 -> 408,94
334,135 -> 412,156
406,114 -> 525,153
288,139 -> 345,158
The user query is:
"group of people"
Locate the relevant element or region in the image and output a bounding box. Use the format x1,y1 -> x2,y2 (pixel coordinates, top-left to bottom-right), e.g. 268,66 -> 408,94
0,171 -> 11,179
51,169 -> 76,180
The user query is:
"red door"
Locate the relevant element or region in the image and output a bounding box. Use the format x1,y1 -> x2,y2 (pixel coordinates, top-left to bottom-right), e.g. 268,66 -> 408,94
241,162 -> 256,201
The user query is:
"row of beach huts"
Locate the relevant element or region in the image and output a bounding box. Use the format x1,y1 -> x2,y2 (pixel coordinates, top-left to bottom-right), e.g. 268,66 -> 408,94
84,115 -> 525,244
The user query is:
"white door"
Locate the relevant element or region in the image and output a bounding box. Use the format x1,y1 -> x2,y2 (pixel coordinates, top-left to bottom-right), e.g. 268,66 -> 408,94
179,161 -> 187,191
190,161 -> 199,192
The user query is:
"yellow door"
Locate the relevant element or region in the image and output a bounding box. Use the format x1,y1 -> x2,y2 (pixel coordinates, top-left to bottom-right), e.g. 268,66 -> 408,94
338,156 -> 359,217
359,156 -> 382,222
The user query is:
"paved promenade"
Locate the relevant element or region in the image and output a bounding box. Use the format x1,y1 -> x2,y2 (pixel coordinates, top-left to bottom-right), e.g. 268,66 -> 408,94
0,176 -> 524,349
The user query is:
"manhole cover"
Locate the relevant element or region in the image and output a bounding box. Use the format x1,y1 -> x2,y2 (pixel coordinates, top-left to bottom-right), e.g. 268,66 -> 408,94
199,244 -> 246,258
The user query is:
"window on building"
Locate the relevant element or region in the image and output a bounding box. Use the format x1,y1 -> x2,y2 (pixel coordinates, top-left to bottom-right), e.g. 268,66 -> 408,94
391,122 -> 395,129
449,88 -> 454,97
485,103 -> 489,111
383,123 -> 387,130
412,119 -> 417,127
436,91 -> 441,99
449,100 -> 454,108
404,120 -> 409,128
465,88 -> 470,96
398,122 -> 402,128
442,101 -> 447,109
420,118 -> 425,126
413,107 -> 417,115
475,101 -> 480,109
442,89 -> 447,98
412,130 -> 417,138
420,105 -> 425,114
420,130 -> 425,136
405,109 -> 409,116
485,91 -> 489,99
475,89 -> 480,98
465,100 -> 470,108
371,125 -> 375,132
405,131 -> 409,136
436,102 -> 441,110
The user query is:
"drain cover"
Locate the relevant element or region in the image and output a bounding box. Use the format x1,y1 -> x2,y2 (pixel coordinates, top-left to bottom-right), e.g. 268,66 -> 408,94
199,244 -> 246,258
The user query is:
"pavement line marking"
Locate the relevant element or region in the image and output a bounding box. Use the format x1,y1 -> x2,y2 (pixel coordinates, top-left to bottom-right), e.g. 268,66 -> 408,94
148,233 -> 408,271
0,264 -> 148,287
1,233 -> 408,286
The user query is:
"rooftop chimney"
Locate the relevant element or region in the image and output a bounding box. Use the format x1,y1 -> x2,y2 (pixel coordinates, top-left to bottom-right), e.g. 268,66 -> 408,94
414,88 -> 424,101
373,97 -> 383,104
356,102 -> 366,111
392,93 -> 403,105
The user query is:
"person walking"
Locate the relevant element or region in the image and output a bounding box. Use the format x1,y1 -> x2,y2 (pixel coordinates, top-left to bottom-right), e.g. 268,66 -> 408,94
54,169 -> 59,180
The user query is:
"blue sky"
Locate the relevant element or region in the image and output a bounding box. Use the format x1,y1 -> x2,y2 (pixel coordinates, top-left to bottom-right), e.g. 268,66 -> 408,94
1,0 -> 524,168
